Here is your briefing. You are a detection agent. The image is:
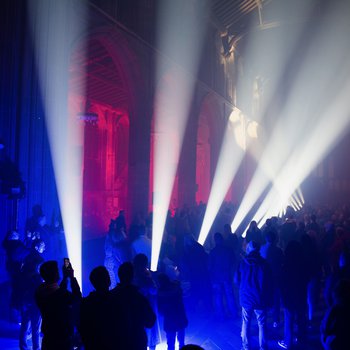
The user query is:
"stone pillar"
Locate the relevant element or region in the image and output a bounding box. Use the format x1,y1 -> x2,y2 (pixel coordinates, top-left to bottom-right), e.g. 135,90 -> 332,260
127,98 -> 152,223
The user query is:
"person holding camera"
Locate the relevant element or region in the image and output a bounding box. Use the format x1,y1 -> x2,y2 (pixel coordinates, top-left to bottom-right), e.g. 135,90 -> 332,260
35,259 -> 81,350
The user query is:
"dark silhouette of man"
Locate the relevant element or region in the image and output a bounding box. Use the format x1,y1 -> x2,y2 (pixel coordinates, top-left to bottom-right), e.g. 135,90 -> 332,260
235,240 -> 272,350
157,273 -> 188,350
245,221 -> 264,245
278,241 -> 308,349
35,260 -> 81,350
25,204 -> 44,234
260,230 -> 284,327
324,251 -> 350,308
279,211 -> 297,250
321,279 -> 350,350
209,232 -> 237,319
182,234 -> 211,312
19,239 -> 45,350
80,266 -> 116,350
111,262 -> 156,350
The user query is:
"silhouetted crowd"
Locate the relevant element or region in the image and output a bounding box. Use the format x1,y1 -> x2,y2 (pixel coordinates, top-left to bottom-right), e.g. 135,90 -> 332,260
2,202 -> 350,350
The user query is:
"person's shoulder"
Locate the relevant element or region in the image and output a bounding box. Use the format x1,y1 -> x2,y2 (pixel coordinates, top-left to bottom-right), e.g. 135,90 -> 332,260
35,282 -> 46,296
112,284 -> 139,295
83,290 -> 98,301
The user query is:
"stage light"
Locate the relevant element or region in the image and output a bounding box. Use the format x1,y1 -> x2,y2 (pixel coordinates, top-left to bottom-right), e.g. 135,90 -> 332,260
28,0 -> 87,286
151,1 -> 208,270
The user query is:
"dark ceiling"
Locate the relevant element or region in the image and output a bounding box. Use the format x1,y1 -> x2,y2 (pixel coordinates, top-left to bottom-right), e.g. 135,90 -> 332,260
69,0 -> 332,109
211,0 -> 261,31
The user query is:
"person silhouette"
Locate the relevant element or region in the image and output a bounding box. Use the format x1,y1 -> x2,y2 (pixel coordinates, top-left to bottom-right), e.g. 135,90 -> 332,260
80,266 -> 116,350
35,260 -> 81,350
111,262 -> 156,350
157,273 -> 188,350
321,279 -> 350,350
235,241 -> 273,350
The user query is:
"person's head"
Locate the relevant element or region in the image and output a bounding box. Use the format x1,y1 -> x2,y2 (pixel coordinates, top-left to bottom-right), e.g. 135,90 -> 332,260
249,221 -> 257,230
133,253 -> 149,269
118,262 -> 134,285
89,266 -> 111,292
214,232 -> 224,246
285,206 -> 295,219
180,345 -> 205,350
246,240 -> 259,254
40,260 -> 59,283
137,224 -> 146,237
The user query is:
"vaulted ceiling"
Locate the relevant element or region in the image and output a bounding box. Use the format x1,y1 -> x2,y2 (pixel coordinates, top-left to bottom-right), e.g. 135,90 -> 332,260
69,39 -> 129,110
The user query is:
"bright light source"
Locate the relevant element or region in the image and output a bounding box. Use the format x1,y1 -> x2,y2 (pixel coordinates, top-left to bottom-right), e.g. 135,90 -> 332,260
198,107 -> 247,245
297,187 -> 305,204
28,0 -> 86,286
232,1 -> 350,233
247,121 -> 259,139
151,1 -> 208,270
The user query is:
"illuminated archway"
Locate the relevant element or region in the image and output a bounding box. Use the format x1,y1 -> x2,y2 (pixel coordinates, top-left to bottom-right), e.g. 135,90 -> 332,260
69,37 -> 131,237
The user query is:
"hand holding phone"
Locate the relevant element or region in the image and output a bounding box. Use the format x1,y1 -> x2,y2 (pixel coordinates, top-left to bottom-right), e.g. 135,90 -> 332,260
63,258 -> 74,278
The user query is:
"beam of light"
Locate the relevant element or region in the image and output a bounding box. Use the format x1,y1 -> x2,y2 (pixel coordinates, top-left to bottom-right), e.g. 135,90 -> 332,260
232,1 -> 350,232
198,108 -> 246,245
292,192 -> 302,208
28,0 -> 86,286
231,2 -> 318,228
151,1 -> 208,271
241,223 -> 250,239
256,71 -> 350,226
297,187 -> 305,204
257,5 -> 350,221
289,199 -> 298,212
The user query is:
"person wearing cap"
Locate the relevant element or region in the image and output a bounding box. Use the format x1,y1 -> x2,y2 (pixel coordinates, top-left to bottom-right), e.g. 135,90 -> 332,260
235,240 -> 273,350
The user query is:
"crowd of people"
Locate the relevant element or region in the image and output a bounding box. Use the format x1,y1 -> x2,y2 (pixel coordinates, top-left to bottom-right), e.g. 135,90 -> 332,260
2,202 -> 350,350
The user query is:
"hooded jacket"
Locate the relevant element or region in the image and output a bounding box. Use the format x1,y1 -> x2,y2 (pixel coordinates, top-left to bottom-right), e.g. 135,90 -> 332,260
235,250 -> 273,309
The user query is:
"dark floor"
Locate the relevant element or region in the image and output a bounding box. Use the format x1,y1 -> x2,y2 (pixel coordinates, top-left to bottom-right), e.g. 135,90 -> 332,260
184,309 -> 324,350
0,307 -> 324,350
